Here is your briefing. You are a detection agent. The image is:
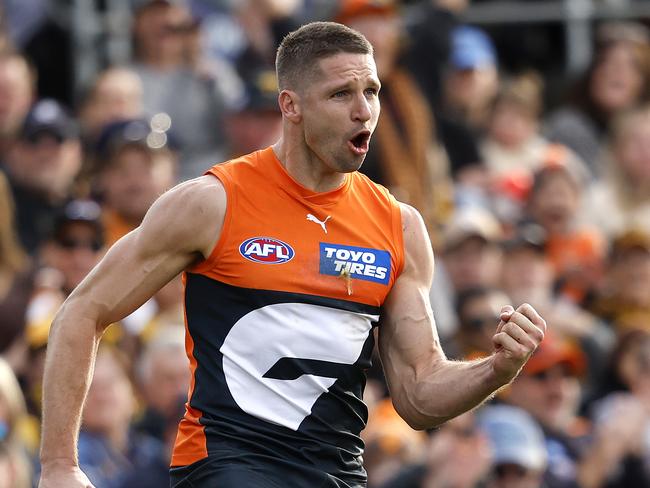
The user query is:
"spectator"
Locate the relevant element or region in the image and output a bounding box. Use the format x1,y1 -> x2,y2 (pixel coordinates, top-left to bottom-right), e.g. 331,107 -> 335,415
433,207 -> 503,338
500,224 -> 613,394
545,22 -> 650,174
585,104 -> 650,238
0,50 -> 34,160
3,99 -> 81,254
503,333 -> 587,488
78,345 -> 163,488
133,329 -> 189,442
580,329 -> 650,488
381,410 -> 493,488
478,404 -> 548,488
0,171 -> 32,369
482,71 -> 547,179
224,67 -> 282,158
132,0 -> 228,180
93,118 -> 177,246
526,156 -> 606,304
79,67 -> 144,149
0,358 -> 31,487
446,286 -> 512,360
22,200 -> 105,422
589,229 -> 650,333
336,0 -> 454,246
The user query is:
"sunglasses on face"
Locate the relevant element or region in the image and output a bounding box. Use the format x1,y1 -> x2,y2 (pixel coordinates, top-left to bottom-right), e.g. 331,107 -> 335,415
56,237 -> 102,252
494,463 -> 533,479
462,315 -> 499,330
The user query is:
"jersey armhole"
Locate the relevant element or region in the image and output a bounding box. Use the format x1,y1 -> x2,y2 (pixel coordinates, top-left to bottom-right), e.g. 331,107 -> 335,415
188,167 -> 234,274
390,195 -> 405,281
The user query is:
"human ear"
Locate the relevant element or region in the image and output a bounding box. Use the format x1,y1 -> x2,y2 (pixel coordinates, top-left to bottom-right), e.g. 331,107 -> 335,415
278,90 -> 301,123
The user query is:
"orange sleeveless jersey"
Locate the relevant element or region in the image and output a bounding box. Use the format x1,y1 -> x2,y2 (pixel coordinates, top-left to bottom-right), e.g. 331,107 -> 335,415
171,147 -> 404,480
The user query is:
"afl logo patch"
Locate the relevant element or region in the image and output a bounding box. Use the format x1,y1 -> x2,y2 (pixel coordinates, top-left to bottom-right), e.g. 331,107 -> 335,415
239,237 -> 295,264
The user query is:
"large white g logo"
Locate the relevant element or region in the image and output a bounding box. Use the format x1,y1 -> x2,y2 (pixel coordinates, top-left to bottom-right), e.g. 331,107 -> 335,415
221,303 -> 377,430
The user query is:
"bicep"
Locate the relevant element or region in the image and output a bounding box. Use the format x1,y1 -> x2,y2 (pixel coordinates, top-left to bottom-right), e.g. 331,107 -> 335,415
378,204 -> 445,392
66,177 -> 224,329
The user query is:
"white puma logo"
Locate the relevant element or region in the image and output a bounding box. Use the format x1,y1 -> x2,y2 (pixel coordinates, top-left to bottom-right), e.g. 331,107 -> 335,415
306,213 -> 331,234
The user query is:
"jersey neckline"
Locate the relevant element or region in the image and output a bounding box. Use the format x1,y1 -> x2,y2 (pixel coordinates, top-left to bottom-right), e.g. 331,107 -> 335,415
262,147 -> 352,207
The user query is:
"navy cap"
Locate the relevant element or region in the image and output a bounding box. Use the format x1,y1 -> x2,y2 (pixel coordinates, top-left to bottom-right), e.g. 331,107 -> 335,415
450,26 -> 497,70
21,99 -> 77,143
94,115 -> 178,164
238,69 -> 279,113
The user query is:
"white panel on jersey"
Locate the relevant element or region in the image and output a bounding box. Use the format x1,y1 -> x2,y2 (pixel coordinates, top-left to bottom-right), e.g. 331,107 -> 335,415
221,303 -> 378,431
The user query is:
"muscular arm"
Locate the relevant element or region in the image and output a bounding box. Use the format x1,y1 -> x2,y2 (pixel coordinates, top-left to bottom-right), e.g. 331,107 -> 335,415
39,176 -> 225,479
378,204 -> 545,430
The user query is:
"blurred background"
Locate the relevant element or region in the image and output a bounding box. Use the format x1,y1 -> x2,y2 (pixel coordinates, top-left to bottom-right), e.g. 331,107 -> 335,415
1,0 -> 650,487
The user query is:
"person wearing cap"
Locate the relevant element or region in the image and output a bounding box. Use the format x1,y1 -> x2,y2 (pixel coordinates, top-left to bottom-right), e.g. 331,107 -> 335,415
478,404 -> 548,488
503,333 -> 589,487
3,99 -> 82,254
93,118 -> 178,246
224,67 -> 283,159
39,22 -> 546,488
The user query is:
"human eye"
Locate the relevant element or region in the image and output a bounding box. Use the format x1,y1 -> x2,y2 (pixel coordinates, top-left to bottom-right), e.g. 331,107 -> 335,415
331,90 -> 349,99
364,87 -> 378,97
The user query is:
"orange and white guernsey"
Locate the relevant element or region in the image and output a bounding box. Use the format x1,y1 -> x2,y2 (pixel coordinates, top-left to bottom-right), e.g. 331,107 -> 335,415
171,147 -> 404,485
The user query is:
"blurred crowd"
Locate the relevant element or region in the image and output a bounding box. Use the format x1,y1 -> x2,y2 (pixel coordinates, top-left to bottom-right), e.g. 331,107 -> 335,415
0,0 -> 649,487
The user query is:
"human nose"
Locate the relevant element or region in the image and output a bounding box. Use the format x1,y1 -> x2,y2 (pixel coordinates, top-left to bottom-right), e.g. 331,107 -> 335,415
352,93 -> 372,123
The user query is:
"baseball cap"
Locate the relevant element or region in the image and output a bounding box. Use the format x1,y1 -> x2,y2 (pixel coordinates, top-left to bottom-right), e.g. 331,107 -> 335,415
523,332 -> 585,377
442,207 -> 502,251
450,26 -> 496,70
335,0 -> 397,23
478,405 -> 547,471
53,199 -> 104,246
238,69 -> 279,113
94,116 -> 178,165
502,222 -> 547,254
20,99 -> 77,143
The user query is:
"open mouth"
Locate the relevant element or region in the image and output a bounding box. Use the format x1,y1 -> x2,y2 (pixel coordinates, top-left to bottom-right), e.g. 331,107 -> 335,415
348,130 -> 371,155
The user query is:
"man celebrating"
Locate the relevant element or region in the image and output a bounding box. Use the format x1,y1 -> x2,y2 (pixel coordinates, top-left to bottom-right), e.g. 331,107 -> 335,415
39,22 -> 545,488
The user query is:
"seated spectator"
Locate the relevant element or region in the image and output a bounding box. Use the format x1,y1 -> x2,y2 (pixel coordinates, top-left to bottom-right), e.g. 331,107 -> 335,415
224,67 -> 282,159
3,99 -> 81,253
93,118 -> 177,247
580,329 -> 650,488
589,229 -> 650,333
0,50 -> 34,160
433,207 -> 503,338
381,410 -> 492,488
545,22 -> 650,174
502,333 -> 588,487
477,404 -> 548,488
585,104 -> 650,238
22,200 -> 105,421
79,67 -> 144,149
526,157 -> 606,304
446,286 -> 512,360
481,71 -> 548,180
0,358 -> 31,487
79,345 -> 163,488
132,0 -> 228,180
0,171 -> 32,371
133,329 -> 189,442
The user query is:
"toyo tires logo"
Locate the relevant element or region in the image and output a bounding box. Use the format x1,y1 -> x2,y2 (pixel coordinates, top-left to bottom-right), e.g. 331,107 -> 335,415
239,237 -> 295,264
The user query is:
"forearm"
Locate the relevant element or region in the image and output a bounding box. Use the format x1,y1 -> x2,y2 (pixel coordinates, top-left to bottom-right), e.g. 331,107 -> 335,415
40,298 -> 102,467
394,356 -> 506,430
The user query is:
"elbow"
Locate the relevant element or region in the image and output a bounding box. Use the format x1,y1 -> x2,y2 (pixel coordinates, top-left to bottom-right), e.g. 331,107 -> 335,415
391,388 -> 447,431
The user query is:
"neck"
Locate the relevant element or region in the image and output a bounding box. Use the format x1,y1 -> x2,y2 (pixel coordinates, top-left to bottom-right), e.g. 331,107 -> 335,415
272,138 -> 347,193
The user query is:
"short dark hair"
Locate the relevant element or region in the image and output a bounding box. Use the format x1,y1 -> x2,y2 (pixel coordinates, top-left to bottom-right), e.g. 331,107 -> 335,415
276,22 -> 373,91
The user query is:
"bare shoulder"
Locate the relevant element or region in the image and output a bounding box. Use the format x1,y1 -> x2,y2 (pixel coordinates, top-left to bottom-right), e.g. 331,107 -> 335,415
397,202 -> 434,283
137,175 -> 226,259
